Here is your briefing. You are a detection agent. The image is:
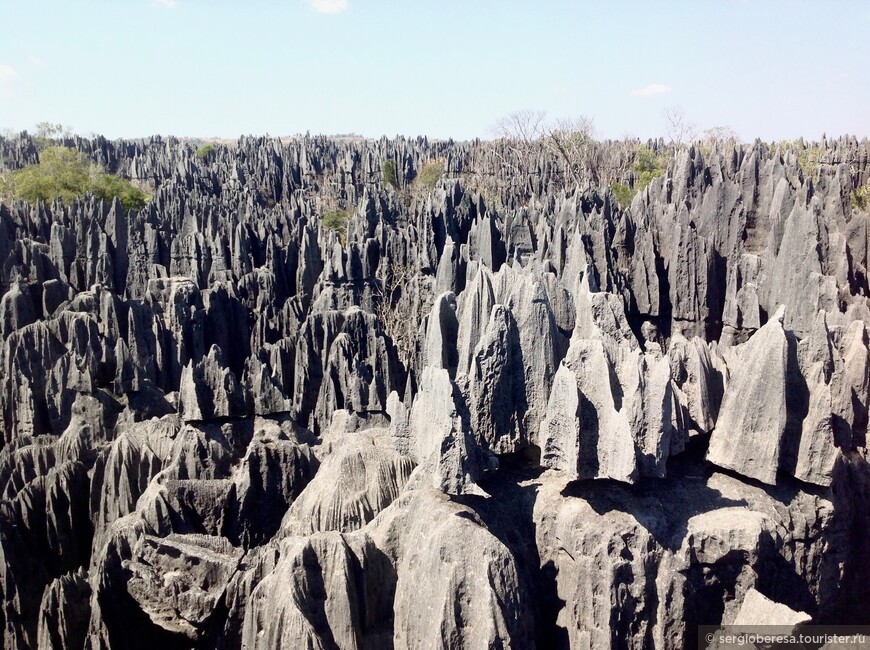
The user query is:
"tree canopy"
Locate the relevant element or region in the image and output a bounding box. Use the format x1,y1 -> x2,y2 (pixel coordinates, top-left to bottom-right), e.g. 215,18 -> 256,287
0,146 -> 148,210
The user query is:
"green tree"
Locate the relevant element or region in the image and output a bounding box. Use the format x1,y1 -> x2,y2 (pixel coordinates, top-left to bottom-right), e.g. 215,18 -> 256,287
322,209 -> 349,243
851,184 -> 870,211
0,146 -> 148,210
92,173 -> 148,210
382,159 -> 398,188
610,181 -> 634,210
196,143 -> 216,161
632,145 -> 667,190
34,122 -> 73,149
609,146 -> 667,210
415,159 -> 443,189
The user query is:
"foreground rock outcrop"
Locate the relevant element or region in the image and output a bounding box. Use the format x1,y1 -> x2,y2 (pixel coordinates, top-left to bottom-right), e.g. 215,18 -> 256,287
0,132 -> 869,649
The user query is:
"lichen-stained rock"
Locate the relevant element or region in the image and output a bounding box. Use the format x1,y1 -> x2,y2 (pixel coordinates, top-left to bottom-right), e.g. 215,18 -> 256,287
179,344 -> 248,422
707,307 -> 789,485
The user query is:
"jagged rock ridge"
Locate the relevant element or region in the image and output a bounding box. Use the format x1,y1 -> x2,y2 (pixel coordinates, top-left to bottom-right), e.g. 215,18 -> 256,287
0,132 -> 869,649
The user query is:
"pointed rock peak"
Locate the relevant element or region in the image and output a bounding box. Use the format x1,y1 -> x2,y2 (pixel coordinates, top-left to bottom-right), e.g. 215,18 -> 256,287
802,310 -> 833,363
771,304 -> 786,325
573,264 -> 636,347
205,344 -> 225,365
409,365 -> 494,497
425,292 -> 459,376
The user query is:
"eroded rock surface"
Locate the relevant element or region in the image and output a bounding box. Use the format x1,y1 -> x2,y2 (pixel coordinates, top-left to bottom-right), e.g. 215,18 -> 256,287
0,132 -> 868,648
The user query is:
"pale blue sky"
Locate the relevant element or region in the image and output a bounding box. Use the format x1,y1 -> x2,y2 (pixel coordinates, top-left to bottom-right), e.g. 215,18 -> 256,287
1,1 -> 867,141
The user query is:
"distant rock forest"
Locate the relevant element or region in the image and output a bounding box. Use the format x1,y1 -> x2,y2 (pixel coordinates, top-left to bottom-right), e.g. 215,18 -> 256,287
0,121 -> 868,649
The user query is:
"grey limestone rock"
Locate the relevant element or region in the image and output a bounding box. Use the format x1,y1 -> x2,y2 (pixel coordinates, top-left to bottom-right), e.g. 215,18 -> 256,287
36,569 -> 91,650
367,487 -> 533,650
465,304 -> 527,454
241,532 -> 364,650
539,270 -> 680,482
731,588 -> 811,626
123,533 -> 243,639
0,282 -> 37,339
179,344 -> 248,422
707,307 -> 789,485
280,426 -> 413,536
0,132 -> 868,648
408,365 -> 494,496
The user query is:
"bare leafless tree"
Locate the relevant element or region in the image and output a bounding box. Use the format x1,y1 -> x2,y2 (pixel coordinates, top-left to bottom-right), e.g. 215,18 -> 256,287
543,115 -> 600,185
703,125 -> 738,142
663,105 -> 697,145
373,259 -> 419,363
701,125 -> 740,150
491,109 -> 547,146
490,111 -> 646,190
489,110 -> 548,178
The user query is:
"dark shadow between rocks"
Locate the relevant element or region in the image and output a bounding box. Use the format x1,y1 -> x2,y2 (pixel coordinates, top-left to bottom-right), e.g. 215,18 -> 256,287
458,452 -> 550,648
562,434 -> 749,552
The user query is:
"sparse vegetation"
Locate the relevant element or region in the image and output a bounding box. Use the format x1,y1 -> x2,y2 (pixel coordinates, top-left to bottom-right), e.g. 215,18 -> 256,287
777,140 -> 825,178
91,173 -> 149,210
196,143 -> 216,161
415,159 -> 443,189
0,145 -> 148,210
662,105 -> 697,144
492,110 -> 639,187
796,145 -> 824,178
632,145 -> 667,190
373,259 -> 419,363
609,146 -> 668,210
851,184 -> 870,211
322,209 -> 350,243
33,122 -> 73,149
610,181 -> 634,210
382,159 -> 398,188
